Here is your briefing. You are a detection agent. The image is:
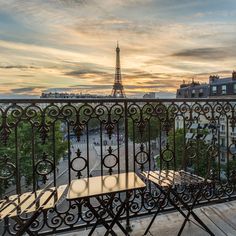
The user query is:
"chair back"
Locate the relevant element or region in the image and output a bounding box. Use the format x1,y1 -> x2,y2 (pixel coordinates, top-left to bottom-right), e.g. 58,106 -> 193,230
158,121 -> 218,188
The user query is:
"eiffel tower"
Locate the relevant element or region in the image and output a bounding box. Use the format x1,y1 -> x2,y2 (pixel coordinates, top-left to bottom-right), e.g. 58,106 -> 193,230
111,42 -> 125,98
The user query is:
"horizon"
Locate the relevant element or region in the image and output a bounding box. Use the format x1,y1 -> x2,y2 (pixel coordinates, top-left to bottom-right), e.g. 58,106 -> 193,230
0,0 -> 236,98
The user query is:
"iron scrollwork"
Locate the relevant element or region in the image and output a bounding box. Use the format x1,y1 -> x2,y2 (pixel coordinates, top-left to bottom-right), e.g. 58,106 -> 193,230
0,98 -> 236,235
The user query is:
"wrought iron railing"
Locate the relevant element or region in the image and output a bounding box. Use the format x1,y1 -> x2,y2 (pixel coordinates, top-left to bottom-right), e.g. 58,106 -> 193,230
0,98 -> 236,235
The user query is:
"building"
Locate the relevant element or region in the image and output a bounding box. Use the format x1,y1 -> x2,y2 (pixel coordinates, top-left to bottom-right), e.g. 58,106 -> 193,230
176,71 -> 236,98
143,92 -> 158,99
176,71 -> 236,166
176,79 -> 209,98
209,72 -> 236,97
40,92 -> 110,99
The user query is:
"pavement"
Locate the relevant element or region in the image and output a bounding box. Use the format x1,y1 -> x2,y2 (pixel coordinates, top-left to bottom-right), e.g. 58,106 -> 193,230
59,200 -> 236,236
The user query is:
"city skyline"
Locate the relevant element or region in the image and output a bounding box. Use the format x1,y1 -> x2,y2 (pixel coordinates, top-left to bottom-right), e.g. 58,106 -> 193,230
0,0 -> 236,98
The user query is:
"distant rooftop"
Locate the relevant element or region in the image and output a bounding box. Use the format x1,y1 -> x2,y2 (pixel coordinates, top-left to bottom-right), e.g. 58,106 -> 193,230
40,92 -> 110,99
177,70 -> 236,98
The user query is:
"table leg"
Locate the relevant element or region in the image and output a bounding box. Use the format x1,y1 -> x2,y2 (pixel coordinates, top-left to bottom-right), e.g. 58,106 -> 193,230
163,188 -> 188,220
143,189 -> 169,235
96,194 -> 128,235
85,199 -> 117,236
14,210 -> 41,236
104,192 -> 131,236
125,191 -> 132,233
89,193 -> 117,235
171,188 -> 214,236
3,218 -> 9,236
144,185 -> 192,236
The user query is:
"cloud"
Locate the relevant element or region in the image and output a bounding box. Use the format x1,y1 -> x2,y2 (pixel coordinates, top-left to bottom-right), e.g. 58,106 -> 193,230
69,84 -> 114,90
0,93 -> 38,98
0,0 -> 236,98
65,69 -> 110,77
0,65 -> 38,69
17,74 -> 35,77
171,47 -> 236,61
11,86 -> 46,94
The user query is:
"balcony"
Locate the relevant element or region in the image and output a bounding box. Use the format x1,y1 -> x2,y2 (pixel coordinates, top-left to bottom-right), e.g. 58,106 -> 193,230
66,200 -> 236,235
0,98 -> 236,235
220,131 -> 226,136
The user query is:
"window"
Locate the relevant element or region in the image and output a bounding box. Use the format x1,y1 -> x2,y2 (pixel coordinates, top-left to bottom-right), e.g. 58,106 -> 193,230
221,85 -> 226,94
234,84 -> 236,93
221,138 -> 225,147
191,89 -> 195,98
221,152 -> 226,162
199,88 -> 203,97
221,125 -> 225,131
212,86 -> 217,95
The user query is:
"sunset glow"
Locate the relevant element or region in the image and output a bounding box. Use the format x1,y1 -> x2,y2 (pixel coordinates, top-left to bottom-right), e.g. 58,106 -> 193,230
0,0 -> 236,97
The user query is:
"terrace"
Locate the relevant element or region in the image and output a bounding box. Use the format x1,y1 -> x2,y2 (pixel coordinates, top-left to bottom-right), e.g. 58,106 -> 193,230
66,200 -> 236,235
0,98 -> 236,235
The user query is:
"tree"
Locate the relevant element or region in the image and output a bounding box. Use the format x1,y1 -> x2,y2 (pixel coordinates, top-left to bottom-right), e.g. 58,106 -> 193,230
128,116 -> 160,143
161,128 -> 212,176
0,120 -> 67,195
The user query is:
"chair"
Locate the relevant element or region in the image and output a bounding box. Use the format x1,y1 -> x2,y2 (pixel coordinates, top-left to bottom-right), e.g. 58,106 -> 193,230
0,185 -> 67,236
141,125 -> 216,236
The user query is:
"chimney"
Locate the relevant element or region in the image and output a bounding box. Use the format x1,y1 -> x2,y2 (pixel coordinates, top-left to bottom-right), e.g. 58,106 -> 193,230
232,71 -> 236,80
209,75 -> 219,84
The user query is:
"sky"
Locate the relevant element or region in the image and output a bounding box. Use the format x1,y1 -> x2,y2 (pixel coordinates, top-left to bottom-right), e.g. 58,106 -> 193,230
0,0 -> 236,98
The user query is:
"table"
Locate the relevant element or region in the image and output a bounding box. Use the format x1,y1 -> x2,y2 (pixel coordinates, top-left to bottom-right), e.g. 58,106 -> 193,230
67,172 -> 146,236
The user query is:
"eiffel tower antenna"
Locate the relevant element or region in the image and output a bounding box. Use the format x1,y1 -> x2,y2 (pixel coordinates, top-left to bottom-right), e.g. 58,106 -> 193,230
111,42 -> 125,98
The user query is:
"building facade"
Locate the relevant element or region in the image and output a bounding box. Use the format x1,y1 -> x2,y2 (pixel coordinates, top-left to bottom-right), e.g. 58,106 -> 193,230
176,71 -> 236,167
209,72 -> 236,97
143,92 -> 158,99
176,80 -> 209,98
176,71 -> 236,98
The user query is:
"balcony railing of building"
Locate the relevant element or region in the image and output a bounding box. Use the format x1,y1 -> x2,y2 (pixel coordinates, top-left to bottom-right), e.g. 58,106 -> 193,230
0,98 -> 236,235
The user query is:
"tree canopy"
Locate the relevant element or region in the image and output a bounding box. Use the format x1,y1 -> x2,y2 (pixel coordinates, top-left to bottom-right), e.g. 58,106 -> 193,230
0,120 -> 67,195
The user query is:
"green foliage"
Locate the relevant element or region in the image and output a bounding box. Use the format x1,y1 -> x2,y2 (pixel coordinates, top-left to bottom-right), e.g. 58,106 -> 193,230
0,121 -> 67,195
164,128 -> 185,169
159,128 -> 210,176
229,159 -> 236,171
227,159 -> 236,183
128,117 -> 160,143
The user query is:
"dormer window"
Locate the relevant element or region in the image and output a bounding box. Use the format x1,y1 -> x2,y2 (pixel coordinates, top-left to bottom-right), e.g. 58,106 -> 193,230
221,85 -> 226,94
234,84 -> 236,93
212,86 -> 217,95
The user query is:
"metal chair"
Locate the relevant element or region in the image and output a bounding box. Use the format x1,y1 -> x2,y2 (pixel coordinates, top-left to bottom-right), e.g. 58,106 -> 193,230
141,124 -> 217,236
0,185 -> 67,235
